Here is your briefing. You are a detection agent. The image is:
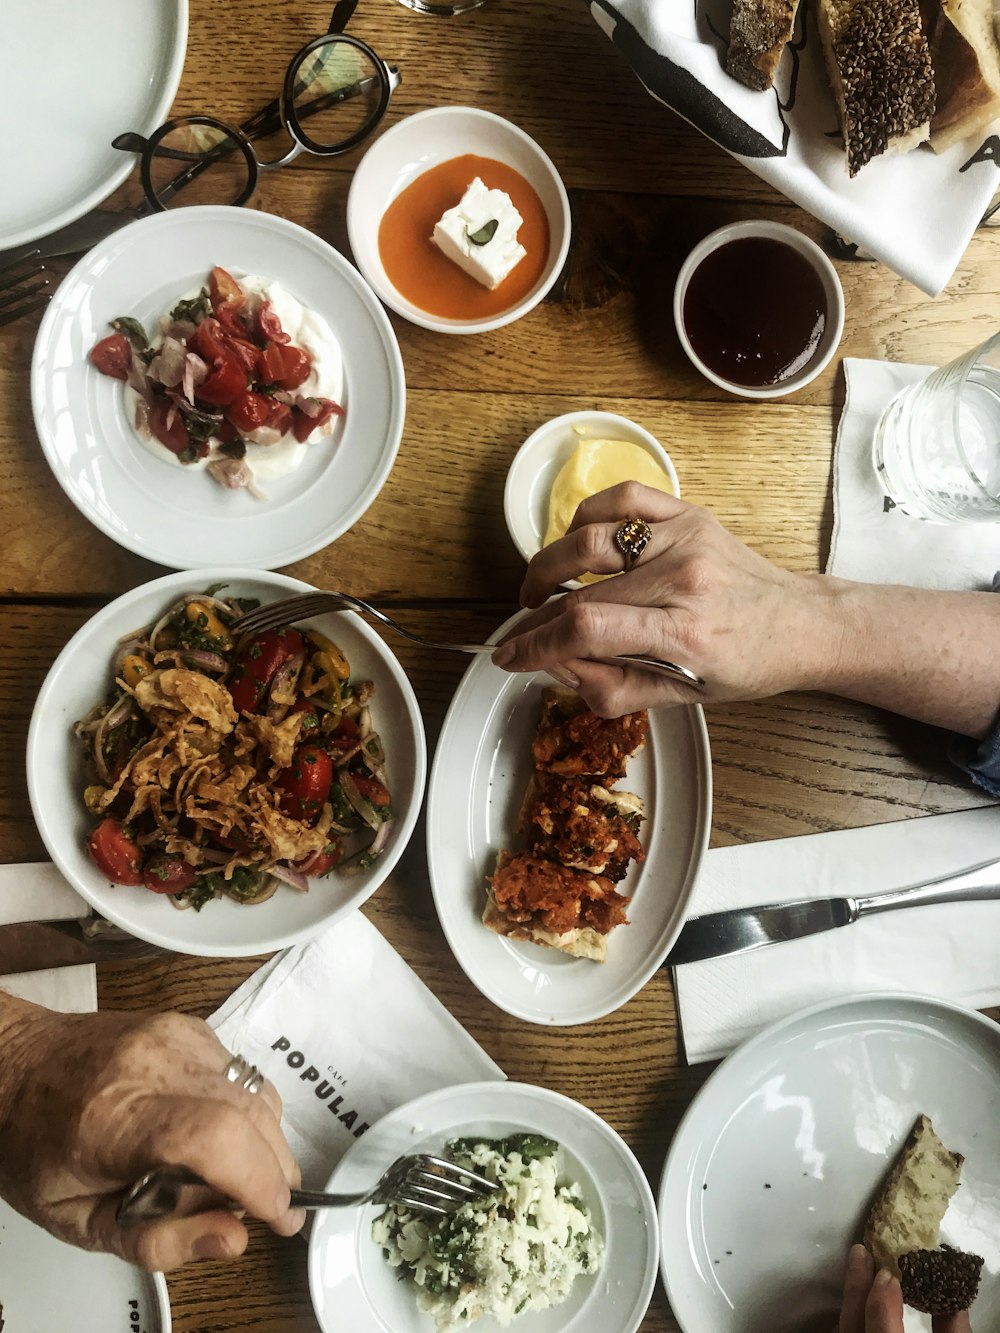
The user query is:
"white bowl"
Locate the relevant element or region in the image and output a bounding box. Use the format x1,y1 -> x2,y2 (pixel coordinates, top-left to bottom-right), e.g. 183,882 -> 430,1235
26,568 -> 427,958
504,410 -> 680,588
347,106 -> 571,335
673,220 -> 844,400
309,1082 -> 659,1333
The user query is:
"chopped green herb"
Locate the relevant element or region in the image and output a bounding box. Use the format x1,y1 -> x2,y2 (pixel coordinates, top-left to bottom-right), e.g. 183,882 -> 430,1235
466,219 -> 499,246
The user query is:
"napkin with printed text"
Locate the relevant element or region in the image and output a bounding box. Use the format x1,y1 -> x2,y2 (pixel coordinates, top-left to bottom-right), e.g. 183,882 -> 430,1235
674,805 -> 1000,1064
210,912 -> 505,1188
589,0 -> 998,294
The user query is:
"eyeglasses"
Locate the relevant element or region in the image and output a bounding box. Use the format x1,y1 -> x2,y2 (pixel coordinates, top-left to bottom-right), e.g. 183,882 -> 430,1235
112,2 -> 400,212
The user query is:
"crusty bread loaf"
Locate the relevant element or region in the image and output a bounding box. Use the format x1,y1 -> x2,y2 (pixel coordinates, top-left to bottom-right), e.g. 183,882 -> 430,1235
727,0 -> 802,91
817,0 -> 937,174
927,0 -> 1000,149
864,1114 -> 964,1279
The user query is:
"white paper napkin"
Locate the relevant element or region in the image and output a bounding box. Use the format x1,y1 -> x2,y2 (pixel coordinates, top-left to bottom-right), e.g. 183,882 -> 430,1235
590,0 -> 998,294
210,912 -> 505,1188
674,805 -> 1000,1063
0,862 -> 96,1012
828,358 -> 1000,590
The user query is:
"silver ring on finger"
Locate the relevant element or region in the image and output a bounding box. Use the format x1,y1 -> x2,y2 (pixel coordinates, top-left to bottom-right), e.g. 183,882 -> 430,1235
224,1053 -> 264,1095
614,518 -> 653,573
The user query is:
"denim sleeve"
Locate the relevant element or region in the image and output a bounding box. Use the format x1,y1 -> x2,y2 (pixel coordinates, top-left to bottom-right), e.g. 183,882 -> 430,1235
948,572 -> 1000,795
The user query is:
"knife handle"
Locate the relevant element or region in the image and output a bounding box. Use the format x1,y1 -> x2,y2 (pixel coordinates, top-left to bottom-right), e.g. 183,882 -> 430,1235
853,855 -> 1000,917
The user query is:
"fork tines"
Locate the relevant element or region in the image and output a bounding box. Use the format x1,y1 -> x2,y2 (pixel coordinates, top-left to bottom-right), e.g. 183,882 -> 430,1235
0,257 -> 50,326
394,1155 -> 497,1216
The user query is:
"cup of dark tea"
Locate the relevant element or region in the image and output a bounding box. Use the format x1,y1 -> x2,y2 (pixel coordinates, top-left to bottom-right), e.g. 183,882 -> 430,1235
673,220 -> 844,399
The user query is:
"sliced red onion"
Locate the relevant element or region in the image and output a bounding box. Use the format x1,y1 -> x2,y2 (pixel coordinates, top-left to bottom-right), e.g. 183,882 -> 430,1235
91,694 -> 137,783
182,351 -> 209,403
340,818 -> 393,874
266,652 -> 305,719
153,648 -> 229,673
146,336 -> 188,389
133,397 -> 152,439
271,864 -> 310,893
223,875 -> 278,904
340,771 -> 381,831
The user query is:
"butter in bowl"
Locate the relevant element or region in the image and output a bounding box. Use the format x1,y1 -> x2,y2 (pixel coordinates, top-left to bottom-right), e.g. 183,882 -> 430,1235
504,411 -> 680,588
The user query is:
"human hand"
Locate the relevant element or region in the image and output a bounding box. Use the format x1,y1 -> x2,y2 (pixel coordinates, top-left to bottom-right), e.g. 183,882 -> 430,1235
491,483 -> 844,717
836,1245 -> 973,1333
0,998 -> 303,1271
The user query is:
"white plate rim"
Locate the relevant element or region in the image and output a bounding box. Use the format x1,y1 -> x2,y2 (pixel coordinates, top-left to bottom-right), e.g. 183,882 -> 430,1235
25,566 -> 427,958
657,990 -> 1000,1332
425,611 -> 712,1026
29,206 -> 406,570
306,1079 -> 660,1333
0,2 -> 189,249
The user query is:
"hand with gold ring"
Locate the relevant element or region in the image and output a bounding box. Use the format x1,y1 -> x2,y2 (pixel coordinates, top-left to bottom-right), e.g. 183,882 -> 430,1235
0,993 -> 303,1270
491,481 -> 1000,737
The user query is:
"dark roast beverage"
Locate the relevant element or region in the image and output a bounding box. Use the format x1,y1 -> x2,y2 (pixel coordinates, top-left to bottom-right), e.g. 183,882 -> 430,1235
682,237 -> 827,388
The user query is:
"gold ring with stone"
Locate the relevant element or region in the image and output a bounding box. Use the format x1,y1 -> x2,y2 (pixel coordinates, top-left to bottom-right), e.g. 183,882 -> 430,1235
614,518 -> 652,572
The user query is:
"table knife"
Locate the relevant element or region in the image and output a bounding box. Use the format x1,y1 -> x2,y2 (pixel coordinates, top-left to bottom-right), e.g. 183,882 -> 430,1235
0,918 -> 165,975
0,208 -> 141,270
665,855 -> 1000,967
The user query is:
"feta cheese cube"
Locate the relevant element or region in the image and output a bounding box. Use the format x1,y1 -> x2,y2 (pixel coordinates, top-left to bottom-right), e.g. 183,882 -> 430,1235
431,177 -> 527,290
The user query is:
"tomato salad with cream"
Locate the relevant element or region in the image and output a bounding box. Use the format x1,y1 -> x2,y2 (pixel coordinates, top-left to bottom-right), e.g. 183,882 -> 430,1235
76,590 -> 392,910
89,267 -> 344,498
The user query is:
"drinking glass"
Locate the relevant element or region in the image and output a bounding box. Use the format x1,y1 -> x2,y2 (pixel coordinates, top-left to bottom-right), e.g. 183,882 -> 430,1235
872,332 -> 1000,523
395,0 -> 489,13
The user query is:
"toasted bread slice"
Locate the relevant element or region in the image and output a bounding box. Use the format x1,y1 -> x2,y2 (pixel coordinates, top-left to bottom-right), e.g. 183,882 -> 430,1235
531,688 -> 648,782
483,889 -> 608,961
520,774 -> 645,882
864,1114 -> 964,1279
727,0 -> 802,91
928,0 -> 1000,150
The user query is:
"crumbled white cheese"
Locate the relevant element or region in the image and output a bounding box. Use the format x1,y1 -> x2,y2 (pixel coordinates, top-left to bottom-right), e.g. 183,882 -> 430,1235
431,178 -> 527,291
372,1136 -> 603,1330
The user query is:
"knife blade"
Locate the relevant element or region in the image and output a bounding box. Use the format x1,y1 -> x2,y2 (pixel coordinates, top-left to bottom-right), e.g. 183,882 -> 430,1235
0,208 -> 141,270
665,855 -> 1000,967
0,918 -> 166,976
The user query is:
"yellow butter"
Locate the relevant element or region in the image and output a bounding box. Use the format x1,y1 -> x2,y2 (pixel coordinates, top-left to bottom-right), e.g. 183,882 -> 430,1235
544,436 -> 675,552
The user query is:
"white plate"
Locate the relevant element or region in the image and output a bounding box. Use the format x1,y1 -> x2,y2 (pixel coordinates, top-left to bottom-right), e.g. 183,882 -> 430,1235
30,207 -> 406,569
308,1081 -> 659,1333
426,613 -> 712,1025
26,567 -> 426,958
503,410 -> 680,586
0,1197 -> 170,1333
659,994 -> 1000,1333
0,3 -> 187,249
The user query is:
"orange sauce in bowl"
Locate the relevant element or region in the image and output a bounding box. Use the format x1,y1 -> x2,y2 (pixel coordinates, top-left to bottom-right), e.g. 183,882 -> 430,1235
377,153 -> 550,320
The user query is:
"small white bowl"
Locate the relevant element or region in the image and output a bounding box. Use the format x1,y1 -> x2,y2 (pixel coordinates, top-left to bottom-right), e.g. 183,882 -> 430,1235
504,410 -> 680,587
673,220 -> 844,399
347,106 -> 571,335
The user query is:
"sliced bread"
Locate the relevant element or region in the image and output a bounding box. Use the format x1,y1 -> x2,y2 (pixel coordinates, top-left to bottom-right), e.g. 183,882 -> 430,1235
727,0 -> 802,91
928,0 -> 1000,149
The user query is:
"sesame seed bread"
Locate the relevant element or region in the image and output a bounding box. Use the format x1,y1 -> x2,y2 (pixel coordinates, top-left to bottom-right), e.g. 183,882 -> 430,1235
927,0 -> 1000,150
863,1114 -> 964,1280
726,0 -> 802,91
816,0 -> 937,174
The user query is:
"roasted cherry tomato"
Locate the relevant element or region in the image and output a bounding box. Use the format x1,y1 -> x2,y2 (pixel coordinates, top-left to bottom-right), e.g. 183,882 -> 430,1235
196,354 -> 246,408
87,818 -> 144,885
149,399 -> 191,456
261,341 -> 312,390
326,716 -> 361,754
142,854 -> 197,895
257,299 -> 290,344
227,628 -> 306,714
291,398 -> 344,443
266,400 -> 294,437
209,266 -> 245,310
189,316 -> 228,365
224,336 -> 262,378
295,842 -> 343,876
278,744 -> 333,823
350,774 -> 390,807
226,389 -> 273,434
90,332 -> 132,381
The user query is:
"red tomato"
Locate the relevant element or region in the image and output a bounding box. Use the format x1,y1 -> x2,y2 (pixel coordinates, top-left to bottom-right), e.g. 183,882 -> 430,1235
266,400 -> 294,437
291,398 -> 344,443
87,819 -> 144,885
149,399 -> 191,456
225,336 -> 262,378
351,774 -> 391,807
227,628 -> 306,714
261,341 -> 312,390
190,316 -> 228,364
295,842 -> 343,876
226,389 -> 273,434
209,266 -> 245,309
257,300 -> 290,344
326,716 -> 361,754
197,355 -> 246,407
90,332 -> 132,381
278,745 -> 334,824
142,855 -> 197,895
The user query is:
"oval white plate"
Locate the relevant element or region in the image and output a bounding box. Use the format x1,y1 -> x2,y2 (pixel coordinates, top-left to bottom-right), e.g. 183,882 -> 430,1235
0,1197 -> 170,1333
308,1081 -> 658,1333
426,613 -> 712,1025
30,206 -> 406,569
0,3 -> 187,249
26,568 -> 426,958
504,410 -> 680,586
659,993 -> 1000,1333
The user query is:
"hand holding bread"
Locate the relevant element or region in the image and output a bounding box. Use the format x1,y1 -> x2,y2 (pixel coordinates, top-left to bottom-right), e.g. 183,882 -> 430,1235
835,1244 -> 973,1332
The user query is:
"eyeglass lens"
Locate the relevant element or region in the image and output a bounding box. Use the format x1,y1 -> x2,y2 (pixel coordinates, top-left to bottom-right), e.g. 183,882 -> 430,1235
147,119 -> 255,210
285,36 -> 388,152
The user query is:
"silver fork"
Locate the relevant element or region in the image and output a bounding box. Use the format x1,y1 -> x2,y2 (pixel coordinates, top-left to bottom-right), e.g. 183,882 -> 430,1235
0,253 -> 50,326
230,591 -> 707,689
116,1154 -> 497,1229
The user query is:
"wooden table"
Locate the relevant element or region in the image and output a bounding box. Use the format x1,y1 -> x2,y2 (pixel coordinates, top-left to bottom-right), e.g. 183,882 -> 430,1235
2,2 -> 998,1329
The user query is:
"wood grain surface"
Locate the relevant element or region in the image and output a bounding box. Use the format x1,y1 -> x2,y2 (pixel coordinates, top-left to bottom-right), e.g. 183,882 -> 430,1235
1,1 -> 998,1330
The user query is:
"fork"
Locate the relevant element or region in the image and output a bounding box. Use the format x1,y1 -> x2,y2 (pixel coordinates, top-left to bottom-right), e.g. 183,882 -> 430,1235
116,1155 -> 497,1228
0,254 -> 50,327
230,590 -> 707,689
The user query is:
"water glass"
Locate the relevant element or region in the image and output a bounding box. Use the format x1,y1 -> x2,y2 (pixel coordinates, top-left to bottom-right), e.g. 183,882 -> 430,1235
873,332 -> 1000,523
395,0 -> 489,12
